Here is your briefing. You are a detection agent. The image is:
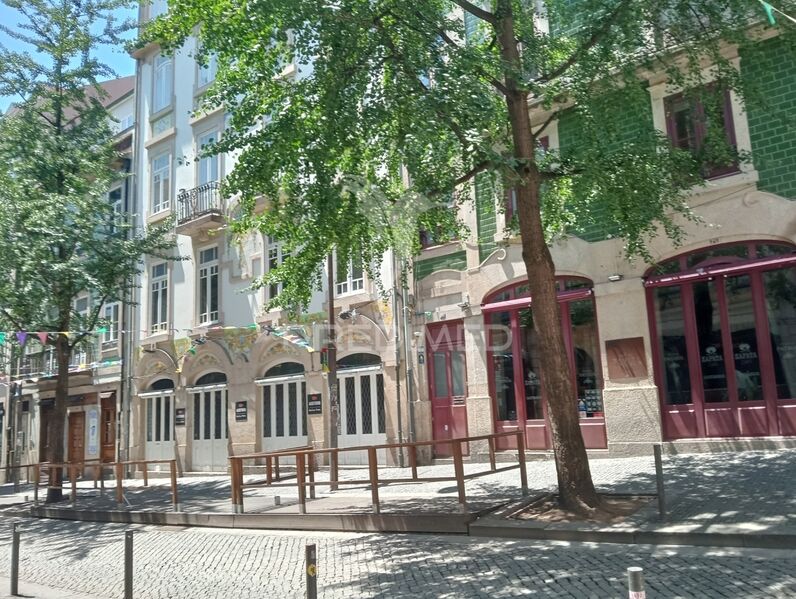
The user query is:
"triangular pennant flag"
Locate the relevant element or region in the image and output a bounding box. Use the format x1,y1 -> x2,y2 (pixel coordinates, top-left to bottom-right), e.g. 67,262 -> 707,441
37,332 -> 49,345
16,332 -> 27,346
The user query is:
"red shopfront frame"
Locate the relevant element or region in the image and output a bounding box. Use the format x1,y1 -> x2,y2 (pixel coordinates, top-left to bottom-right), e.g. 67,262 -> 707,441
645,241 -> 796,440
482,278 -> 608,451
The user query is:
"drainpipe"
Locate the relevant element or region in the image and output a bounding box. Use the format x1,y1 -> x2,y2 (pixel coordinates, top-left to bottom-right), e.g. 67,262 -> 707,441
392,249 -> 404,467
401,258 -> 416,443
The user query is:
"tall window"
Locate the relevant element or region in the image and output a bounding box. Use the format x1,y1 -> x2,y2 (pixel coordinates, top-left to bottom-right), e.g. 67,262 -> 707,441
335,254 -> 364,296
664,88 -> 737,179
72,296 -> 90,366
108,185 -> 123,231
198,53 -> 218,87
103,303 -> 120,346
153,54 -> 173,113
151,153 -> 170,213
265,236 -> 288,303
151,263 -> 168,334
198,247 -> 219,324
197,130 -> 219,185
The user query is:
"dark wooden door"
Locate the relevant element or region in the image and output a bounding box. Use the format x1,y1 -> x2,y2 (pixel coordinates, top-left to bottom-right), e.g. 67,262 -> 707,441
68,412 -> 85,464
101,396 -> 116,462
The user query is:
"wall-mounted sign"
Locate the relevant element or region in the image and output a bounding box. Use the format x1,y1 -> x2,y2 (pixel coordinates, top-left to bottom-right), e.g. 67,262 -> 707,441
175,408 -> 186,426
307,393 -> 322,415
235,401 -> 248,422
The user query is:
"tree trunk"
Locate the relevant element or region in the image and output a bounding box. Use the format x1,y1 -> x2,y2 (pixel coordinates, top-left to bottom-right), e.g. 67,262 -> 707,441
45,333 -> 70,502
495,2 -> 601,513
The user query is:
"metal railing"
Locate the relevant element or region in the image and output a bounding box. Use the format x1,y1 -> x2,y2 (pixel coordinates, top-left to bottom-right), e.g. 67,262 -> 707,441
229,431 -> 529,515
176,181 -> 224,224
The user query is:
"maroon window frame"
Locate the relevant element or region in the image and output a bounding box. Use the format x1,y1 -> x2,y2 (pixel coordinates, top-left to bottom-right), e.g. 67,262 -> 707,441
505,136 -> 549,221
645,240 -> 796,440
664,88 -> 739,180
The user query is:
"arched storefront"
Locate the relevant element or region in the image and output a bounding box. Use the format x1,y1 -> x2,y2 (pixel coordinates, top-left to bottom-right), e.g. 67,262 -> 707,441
337,353 -> 387,464
188,371 -> 228,471
646,241 -> 796,439
482,277 -> 607,450
140,378 -> 176,462
255,362 -> 308,454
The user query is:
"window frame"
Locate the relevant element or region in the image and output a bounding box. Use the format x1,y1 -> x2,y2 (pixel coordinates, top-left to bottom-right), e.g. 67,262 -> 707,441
102,302 -> 120,347
197,246 -> 220,325
334,253 -> 364,296
197,52 -> 218,89
151,152 -> 171,214
150,262 -> 169,334
152,53 -> 173,115
196,128 -> 220,186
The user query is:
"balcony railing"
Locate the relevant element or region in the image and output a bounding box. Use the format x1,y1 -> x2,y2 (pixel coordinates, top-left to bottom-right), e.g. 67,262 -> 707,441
176,181 -> 225,224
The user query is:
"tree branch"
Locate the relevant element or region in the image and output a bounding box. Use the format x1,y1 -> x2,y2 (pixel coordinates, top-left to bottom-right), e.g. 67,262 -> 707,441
433,25 -> 509,96
535,0 -> 632,85
451,0 -> 497,25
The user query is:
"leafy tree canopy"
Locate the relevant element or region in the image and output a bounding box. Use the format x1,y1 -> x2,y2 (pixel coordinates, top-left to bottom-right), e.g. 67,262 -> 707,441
142,0 -> 792,309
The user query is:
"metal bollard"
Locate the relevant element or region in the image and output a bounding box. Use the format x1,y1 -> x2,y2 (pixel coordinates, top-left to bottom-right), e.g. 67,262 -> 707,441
627,566 -> 645,599
124,530 -> 133,599
653,444 -> 666,519
305,543 -> 317,599
274,495 -> 281,506
10,522 -> 20,596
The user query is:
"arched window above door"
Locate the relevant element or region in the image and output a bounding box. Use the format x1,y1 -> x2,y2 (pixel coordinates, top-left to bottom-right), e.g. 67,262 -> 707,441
647,241 -> 795,278
195,372 -> 227,386
264,362 -> 304,378
337,353 -> 381,370
149,378 -> 174,391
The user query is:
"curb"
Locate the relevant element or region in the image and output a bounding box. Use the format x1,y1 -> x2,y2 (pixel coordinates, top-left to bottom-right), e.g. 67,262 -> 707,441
29,506 -> 474,535
469,520 -> 796,549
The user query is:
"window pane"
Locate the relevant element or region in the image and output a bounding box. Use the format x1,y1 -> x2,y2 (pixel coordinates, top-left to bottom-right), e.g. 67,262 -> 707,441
288,383 -> 298,437
694,281 -> 728,403
193,394 -> 200,440
569,300 -> 603,415
263,386 -> 272,437
147,398 -> 153,442
376,375 -> 386,434
726,275 -> 762,401
490,311 -> 517,421
345,377 -> 356,434
164,396 -> 171,441
204,393 -> 211,439
432,352 -> 449,398
276,385 -> 284,437
214,390 -> 222,439
654,286 -> 692,405
764,268 -> 796,400
451,351 -> 466,397
360,376 -> 372,435
155,396 -> 162,442
519,309 -> 543,420
301,382 -> 307,436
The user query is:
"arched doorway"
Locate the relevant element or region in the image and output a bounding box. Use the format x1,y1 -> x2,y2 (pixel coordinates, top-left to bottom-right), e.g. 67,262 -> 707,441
255,362 -> 308,456
140,378 -> 175,462
482,277 -> 607,450
337,353 -> 387,464
646,240 -> 796,439
188,372 -> 228,471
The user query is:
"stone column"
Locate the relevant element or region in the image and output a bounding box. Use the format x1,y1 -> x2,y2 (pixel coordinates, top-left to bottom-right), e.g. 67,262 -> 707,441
464,312 -> 492,460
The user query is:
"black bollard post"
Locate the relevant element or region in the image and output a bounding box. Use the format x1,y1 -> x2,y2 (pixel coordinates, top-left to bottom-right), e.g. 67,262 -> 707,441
305,543 -> 317,599
124,530 -> 133,599
10,522 -> 20,596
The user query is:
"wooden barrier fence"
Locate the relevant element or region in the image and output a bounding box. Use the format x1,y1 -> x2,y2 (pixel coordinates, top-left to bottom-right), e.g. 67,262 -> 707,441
5,459 -> 179,510
229,431 -> 529,515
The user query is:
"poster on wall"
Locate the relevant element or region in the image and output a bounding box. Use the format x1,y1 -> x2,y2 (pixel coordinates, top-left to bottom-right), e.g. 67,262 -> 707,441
87,409 -> 99,456
175,408 -> 186,426
235,401 -> 248,422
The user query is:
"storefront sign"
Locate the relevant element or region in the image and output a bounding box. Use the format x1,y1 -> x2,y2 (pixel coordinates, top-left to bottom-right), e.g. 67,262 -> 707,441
235,401 -> 248,422
87,409 -> 99,456
175,408 -> 186,426
307,393 -> 322,415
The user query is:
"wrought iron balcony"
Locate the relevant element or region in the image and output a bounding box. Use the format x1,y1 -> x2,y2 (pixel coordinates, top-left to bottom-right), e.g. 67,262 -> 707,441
176,181 -> 225,226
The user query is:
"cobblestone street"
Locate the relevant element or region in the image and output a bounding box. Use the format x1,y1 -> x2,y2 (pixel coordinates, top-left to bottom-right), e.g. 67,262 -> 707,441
0,518 -> 794,598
